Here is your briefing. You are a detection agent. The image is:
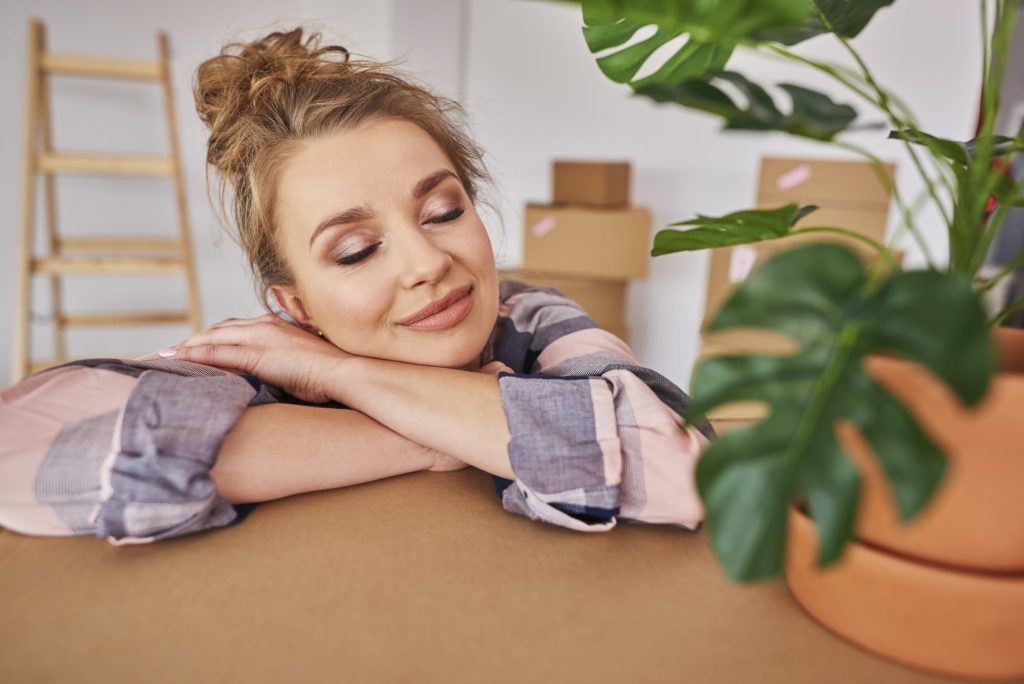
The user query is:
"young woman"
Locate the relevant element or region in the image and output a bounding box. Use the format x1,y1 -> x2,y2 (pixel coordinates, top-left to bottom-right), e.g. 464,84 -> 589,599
0,27 -> 713,544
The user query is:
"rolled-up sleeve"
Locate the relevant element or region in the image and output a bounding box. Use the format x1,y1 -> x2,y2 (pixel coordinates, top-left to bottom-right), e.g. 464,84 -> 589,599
490,287 -> 714,532
0,359 -> 274,545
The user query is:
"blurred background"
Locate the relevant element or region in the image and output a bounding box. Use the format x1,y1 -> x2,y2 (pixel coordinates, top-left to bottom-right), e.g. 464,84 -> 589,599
0,0 -> 982,389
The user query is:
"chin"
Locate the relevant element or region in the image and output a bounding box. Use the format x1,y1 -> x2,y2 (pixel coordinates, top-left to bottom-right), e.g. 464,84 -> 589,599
423,344 -> 482,369
395,296 -> 498,369
425,326 -> 495,369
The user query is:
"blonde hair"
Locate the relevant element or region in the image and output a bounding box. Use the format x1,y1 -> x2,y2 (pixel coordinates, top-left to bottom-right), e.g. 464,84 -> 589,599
192,26 -> 493,305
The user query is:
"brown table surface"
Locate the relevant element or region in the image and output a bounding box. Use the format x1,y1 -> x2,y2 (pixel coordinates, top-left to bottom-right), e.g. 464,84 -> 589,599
1,458 -> 983,684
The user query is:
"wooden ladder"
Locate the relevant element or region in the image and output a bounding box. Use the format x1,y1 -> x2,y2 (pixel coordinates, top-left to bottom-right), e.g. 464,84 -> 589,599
13,19 -> 201,382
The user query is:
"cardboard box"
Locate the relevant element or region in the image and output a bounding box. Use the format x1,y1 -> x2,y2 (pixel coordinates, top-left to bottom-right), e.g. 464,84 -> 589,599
694,157 -> 897,421
0,467 -> 952,683
553,160 -> 631,208
522,204 -> 651,281
759,157 -> 895,206
702,205 -> 894,329
701,159 -> 896,329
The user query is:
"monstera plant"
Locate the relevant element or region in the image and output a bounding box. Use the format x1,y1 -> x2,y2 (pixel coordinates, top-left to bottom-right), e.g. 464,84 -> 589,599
559,0 -> 1024,581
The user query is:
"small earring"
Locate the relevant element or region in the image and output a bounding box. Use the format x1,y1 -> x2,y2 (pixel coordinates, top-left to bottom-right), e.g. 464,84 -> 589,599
316,329 -> 325,338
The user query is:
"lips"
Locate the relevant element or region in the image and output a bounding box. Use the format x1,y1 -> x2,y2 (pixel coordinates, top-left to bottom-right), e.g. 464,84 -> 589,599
397,285 -> 473,325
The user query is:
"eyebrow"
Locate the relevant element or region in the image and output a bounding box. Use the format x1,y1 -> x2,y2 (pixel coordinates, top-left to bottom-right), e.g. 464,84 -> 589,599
308,168 -> 460,249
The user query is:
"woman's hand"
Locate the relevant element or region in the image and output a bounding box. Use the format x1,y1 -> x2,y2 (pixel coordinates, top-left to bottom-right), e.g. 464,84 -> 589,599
139,314 -> 353,404
476,360 -> 514,376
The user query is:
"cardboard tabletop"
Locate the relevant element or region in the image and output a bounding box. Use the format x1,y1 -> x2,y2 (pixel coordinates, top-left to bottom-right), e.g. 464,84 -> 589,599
0,466 -> 963,684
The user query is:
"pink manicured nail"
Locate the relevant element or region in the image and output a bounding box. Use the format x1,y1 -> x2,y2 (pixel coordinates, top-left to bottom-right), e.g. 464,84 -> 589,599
157,347 -> 178,358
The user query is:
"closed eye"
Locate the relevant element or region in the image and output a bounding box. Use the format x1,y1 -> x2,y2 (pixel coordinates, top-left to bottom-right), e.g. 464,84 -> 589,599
336,243 -> 378,266
429,206 -> 465,223
335,207 -> 466,267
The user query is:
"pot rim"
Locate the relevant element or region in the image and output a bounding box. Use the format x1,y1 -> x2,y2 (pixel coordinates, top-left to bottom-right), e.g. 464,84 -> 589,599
869,325 -> 1024,379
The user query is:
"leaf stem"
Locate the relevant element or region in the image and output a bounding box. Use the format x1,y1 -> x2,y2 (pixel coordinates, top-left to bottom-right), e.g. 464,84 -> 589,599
971,198 -> 1012,277
795,226 -> 896,267
813,4 -> 956,229
764,44 -> 875,102
762,44 -> 918,127
765,28 -> 951,261
784,319 -> 862,493
831,139 -> 938,269
980,248 -> 1024,293
961,0 -> 1018,278
989,294 -> 1024,326
982,0 -> 992,103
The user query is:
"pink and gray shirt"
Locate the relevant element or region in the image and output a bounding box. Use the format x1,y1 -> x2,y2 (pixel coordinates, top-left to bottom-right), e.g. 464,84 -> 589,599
0,279 -> 713,543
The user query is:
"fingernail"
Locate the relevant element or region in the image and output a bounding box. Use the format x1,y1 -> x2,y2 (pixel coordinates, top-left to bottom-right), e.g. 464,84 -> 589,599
157,347 -> 177,358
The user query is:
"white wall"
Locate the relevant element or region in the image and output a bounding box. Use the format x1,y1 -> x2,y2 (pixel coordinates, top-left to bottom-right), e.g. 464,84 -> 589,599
0,0 -> 983,391
391,0 -> 468,102
0,0 -> 391,384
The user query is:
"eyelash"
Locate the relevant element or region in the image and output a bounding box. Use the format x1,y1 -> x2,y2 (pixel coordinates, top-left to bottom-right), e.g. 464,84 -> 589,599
335,206 -> 466,266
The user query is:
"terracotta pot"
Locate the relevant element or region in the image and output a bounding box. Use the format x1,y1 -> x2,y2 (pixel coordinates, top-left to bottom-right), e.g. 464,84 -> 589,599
785,506 -> 1024,680
838,326 -> 1024,572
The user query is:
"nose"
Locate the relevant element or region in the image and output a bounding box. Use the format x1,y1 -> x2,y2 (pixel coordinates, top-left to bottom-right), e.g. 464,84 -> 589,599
397,223 -> 453,289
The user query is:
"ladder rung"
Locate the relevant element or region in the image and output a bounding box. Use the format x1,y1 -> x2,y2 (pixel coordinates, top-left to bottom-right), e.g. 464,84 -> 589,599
58,237 -> 182,252
29,359 -> 64,375
58,312 -> 191,327
41,53 -> 162,81
38,153 -> 175,176
31,256 -> 185,275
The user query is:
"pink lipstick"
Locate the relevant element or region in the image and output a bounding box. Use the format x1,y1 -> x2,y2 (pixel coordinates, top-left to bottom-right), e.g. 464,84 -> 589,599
398,286 -> 474,331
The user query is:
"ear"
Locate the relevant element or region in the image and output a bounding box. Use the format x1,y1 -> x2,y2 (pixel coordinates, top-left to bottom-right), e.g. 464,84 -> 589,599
270,284 -> 316,331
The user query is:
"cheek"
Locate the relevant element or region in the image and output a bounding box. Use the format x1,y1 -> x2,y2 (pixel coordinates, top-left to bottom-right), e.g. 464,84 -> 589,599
460,219 -> 497,269
302,271 -> 390,336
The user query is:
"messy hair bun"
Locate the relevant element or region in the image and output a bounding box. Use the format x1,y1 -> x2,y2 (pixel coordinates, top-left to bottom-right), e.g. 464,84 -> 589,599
192,27 -> 492,304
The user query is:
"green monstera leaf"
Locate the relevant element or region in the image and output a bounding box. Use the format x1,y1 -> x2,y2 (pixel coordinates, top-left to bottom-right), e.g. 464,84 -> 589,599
582,0 -> 808,50
581,0 -> 735,88
753,0 -> 897,44
635,71 -> 860,141
575,0 -> 896,140
687,243 -> 994,581
652,203 -> 817,254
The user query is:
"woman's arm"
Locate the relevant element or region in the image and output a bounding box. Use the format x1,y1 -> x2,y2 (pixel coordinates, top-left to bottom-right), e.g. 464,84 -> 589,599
211,402 -> 464,504
156,313 -> 517,482
329,358 -> 515,480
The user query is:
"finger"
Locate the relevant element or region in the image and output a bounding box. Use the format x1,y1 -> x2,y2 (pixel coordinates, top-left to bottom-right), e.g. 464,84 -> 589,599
179,323 -> 267,349
210,313 -> 282,329
208,317 -> 249,329
477,361 -> 514,376
168,343 -> 258,373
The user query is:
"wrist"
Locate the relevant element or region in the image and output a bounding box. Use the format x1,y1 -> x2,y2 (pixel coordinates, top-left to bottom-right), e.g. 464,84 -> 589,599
324,353 -> 371,405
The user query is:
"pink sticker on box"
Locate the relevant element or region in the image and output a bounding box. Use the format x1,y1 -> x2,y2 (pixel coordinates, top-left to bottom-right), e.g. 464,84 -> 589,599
728,245 -> 758,283
531,216 -> 557,237
776,163 -> 812,191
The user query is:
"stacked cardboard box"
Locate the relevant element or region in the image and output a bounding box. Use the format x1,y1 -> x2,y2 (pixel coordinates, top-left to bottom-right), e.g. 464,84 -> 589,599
696,157 -> 897,423
498,161 -> 651,345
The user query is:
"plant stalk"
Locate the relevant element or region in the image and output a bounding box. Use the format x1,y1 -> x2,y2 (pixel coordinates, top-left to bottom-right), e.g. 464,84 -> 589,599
980,248 -> 1024,293
990,295 -> 1024,326
814,5 -> 956,231
832,139 -> 938,269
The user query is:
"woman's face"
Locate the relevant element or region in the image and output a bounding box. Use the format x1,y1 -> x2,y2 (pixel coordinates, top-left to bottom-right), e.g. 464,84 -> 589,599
270,117 -> 499,370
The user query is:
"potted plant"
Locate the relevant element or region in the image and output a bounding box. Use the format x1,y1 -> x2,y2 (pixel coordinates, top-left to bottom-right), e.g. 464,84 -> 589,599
553,0 -> 1024,678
